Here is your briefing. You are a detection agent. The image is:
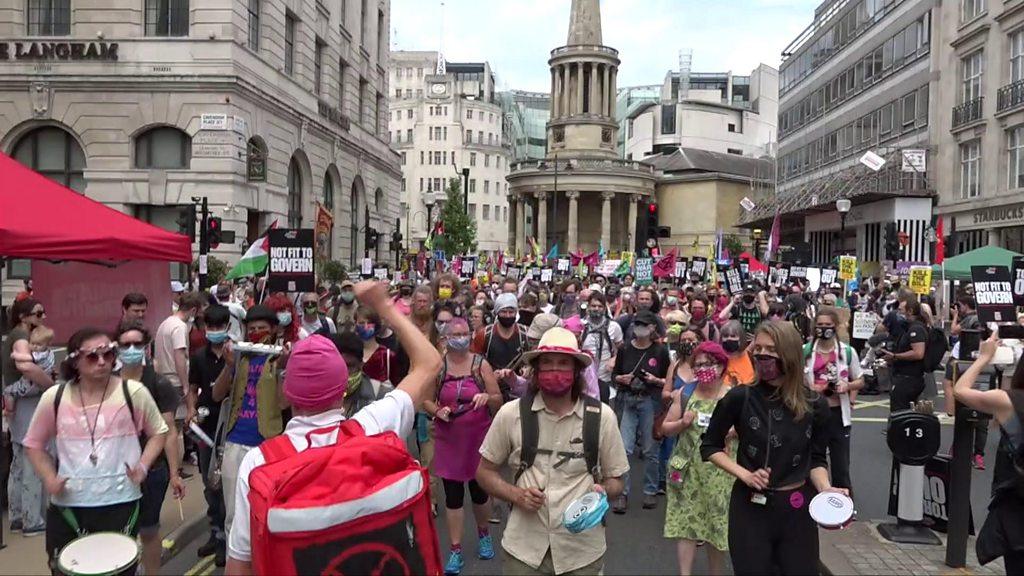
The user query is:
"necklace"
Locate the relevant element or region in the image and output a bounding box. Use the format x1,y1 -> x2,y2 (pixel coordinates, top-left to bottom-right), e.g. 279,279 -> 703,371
77,377 -> 112,466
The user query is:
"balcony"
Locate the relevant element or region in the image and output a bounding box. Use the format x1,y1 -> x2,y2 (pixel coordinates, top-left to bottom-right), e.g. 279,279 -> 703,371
998,80 -> 1024,114
509,158 -> 656,176
952,97 -> 984,129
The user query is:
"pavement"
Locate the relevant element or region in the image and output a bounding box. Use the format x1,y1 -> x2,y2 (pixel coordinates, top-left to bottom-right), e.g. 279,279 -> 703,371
0,462 -> 208,576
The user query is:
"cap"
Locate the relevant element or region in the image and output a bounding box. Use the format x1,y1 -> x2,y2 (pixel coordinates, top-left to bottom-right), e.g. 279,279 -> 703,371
245,304 -> 279,326
340,280 -> 355,289
494,292 -> 519,313
284,335 -> 348,410
633,309 -> 659,327
526,313 -> 562,341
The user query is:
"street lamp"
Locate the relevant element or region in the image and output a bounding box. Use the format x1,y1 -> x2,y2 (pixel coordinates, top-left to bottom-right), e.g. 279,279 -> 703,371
836,198 -> 852,255
424,190 -> 436,243
752,228 -> 764,259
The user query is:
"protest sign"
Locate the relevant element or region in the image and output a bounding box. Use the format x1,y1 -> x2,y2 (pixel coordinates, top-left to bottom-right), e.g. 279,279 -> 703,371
690,257 -> 707,280
675,259 -> 688,279
541,268 -> 553,282
373,267 -> 389,280
557,258 -> 570,273
459,256 -> 477,280
839,256 -> 857,281
852,312 -> 880,339
725,268 -> 743,295
820,268 -> 838,287
790,265 -> 808,279
1012,256 -> 1024,306
908,266 -> 932,295
635,258 -> 654,285
361,257 -> 373,277
507,266 -> 521,280
598,260 -> 621,276
739,257 -> 750,281
268,229 -> 315,292
971,265 -> 1016,323
806,267 -> 822,293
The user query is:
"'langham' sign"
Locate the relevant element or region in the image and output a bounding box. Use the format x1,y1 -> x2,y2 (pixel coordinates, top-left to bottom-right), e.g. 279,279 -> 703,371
0,41 -> 119,62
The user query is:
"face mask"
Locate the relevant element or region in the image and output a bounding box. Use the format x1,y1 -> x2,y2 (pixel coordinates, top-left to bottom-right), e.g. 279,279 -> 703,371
562,294 -> 577,306
206,330 -> 230,344
498,315 -> 516,328
248,329 -> 271,344
355,324 -> 376,341
537,369 -> 575,396
717,297 -> 730,309
742,294 -> 755,305
589,311 -> 605,323
667,324 -> 683,338
677,342 -> 695,358
633,325 -> 652,339
666,296 -> 679,307
118,345 -> 145,367
695,366 -> 719,386
476,298 -> 487,306
435,321 -> 449,334
277,312 -> 292,327
438,287 -> 453,300
691,309 -> 706,322
335,291 -> 354,305
722,339 -> 741,354
754,354 -> 784,381
815,327 -> 836,341
447,336 -> 471,352
303,303 -> 318,315
345,371 -> 363,398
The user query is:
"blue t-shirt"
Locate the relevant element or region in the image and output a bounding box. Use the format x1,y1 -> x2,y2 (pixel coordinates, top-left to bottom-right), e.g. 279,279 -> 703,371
226,356 -> 268,447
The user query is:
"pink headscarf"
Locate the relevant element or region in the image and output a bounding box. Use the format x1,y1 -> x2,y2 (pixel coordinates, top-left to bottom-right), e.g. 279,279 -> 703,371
284,335 -> 349,410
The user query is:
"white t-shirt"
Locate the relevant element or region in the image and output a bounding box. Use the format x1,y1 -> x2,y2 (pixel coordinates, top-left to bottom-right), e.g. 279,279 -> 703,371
153,315 -> 189,391
581,319 -> 623,382
298,315 -> 337,340
227,390 -> 415,563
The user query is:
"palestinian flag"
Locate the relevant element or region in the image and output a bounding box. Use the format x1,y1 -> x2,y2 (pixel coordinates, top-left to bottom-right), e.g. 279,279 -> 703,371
225,220 -> 277,280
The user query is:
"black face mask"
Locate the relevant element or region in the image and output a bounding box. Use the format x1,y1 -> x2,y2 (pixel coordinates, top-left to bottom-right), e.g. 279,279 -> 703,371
722,340 -> 741,353
742,294 -> 755,305
677,341 -> 695,358
497,315 -> 516,328
815,327 -> 836,341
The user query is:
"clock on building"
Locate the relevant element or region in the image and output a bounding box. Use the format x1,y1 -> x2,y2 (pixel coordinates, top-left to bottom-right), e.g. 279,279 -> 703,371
430,83 -> 447,96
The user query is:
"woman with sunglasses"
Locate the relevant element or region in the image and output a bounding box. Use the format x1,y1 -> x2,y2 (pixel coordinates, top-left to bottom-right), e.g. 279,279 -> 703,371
23,327 -> 168,571
2,298 -> 53,537
662,342 -> 734,576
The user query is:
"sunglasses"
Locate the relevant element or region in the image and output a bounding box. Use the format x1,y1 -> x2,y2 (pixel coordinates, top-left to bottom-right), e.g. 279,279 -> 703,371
302,302 -> 319,308
74,343 -> 118,364
669,321 -> 686,327
29,309 -> 46,318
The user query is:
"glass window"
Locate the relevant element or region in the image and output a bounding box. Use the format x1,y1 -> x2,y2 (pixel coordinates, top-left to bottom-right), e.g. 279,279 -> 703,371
359,78 -> 368,125
960,140 -> 981,199
902,93 -> 916,127
284,12 -> 296,76
1009,127 -> 1024,188
1012,29 -> 1024,83
247,0 -> 260,50
470,152 -> 476,167
339,59 -> 347,110
323,173 -> 334,210
288,158 -> 303,227
961,0 -> 984,22
135,127 -> 190,169
145,0 -> 189,37
484,180 -> 490,194
482,205 -> 490,220
27,0 -> 70,35
406,128 -> 412,141
11,127 -> 86,191
468,203 -> 476,217
314,39 -> 324,95
661,104 -> 677,134
469,179 -> 476,193
962,50 -> 983,102
484,154 -> 490,168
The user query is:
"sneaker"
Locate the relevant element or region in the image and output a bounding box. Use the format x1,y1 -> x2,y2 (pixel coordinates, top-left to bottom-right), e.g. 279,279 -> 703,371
488,502 -> 503,524
657,482 -> 667,496
22,526 -> 45,537
478,534 -> 495,560
197,535 -> 220,557
214,544 -> 227,568
642,494 -> 658,509
10,520 -> 23,533
612,495 -> 627,514
444,550 -> 464,575
972,454 -> 985,470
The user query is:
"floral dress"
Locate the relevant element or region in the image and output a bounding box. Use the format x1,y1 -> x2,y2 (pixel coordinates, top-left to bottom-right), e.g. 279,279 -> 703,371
663,395 -> 734,549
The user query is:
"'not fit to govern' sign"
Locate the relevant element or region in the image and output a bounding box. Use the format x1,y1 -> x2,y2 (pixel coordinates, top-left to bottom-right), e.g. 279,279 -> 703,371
268,228 -> 315,293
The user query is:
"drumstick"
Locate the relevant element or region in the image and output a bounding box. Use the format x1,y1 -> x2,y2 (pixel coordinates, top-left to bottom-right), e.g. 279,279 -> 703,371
177,497 -> 184,521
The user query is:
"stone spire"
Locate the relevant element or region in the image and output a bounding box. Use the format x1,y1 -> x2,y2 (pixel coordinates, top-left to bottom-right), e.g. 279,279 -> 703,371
567,0 -> 602,46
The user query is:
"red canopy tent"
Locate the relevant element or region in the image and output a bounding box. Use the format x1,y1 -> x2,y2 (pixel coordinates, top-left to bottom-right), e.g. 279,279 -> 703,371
738,252 -> 769,273
0,151 -> 191,262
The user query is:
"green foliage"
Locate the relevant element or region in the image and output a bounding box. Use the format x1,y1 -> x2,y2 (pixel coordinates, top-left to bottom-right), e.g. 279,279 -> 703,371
320,259 -> 347,284
723,234 -> 745,258
193,255 -> 229,285
434,177 -> 478,255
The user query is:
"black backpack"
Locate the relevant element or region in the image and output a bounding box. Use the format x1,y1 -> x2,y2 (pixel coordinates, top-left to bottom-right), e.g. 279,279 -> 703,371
923,326 -> 948,372
513,390 -> 602,485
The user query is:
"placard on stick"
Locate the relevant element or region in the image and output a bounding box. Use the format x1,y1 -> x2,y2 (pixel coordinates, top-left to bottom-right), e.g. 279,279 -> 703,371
268,229 -> 315,292
971,265 -> 1016,323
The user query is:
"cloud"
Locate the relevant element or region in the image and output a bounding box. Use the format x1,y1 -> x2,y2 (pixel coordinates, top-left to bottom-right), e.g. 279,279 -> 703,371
390,0 -> 820,91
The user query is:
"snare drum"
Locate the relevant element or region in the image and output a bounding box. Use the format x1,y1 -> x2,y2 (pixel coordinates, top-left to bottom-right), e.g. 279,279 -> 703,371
58,532 -> 140,576
808,492 -> 855,530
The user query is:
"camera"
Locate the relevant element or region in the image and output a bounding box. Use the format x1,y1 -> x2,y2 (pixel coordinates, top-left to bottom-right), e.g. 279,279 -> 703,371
824,378 -> 837,397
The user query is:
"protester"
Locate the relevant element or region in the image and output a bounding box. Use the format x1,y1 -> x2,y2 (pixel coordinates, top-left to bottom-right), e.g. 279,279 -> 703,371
468,304 -> 489,333
662,341 -> 733,576
946,294 -> 988,469
115,320 -> 185,575
612,309 -> 671,513
297,291 -> 336,338
954,334 -> 1024,574
188,305 -> 230,565
213,284 -> 246,342
2,298 -> 54,537
618,287 -> 666,340
154,292 -> 204,426
720,321 -> 755,387
225,281 -> 443,575
689,295 -> 719,343
411,284 -> 436,335
350,305 -> 398,386
332,280 -> 359,332
717,283 -> 768,336
659,324 -> 705,493
424,318 -> 503,574
120,293 -> 148,324
472,293 -> 527,400
329,331 -> 394,416
24,327 -> 168,570
434,273 -> 461,304
393,280 -> 415,316
580,291 -> 623,404
881,299 -> 928,411
263,293 -> 299,344
803,307 -> 863,492
476,327 -> 629,575
518,292 -> 540,328
211,305 -> 284,538
701,321 -> 844,575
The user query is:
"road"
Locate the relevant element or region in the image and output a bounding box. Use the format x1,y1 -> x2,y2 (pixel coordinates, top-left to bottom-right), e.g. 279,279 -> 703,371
164,390 -> 1000,576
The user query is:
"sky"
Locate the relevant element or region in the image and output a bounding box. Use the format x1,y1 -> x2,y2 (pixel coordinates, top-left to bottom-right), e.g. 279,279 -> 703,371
390,0 -> 823,92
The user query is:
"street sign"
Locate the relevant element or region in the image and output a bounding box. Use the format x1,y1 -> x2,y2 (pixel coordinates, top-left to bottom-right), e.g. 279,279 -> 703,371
200,113 -> 229,131
860,150 -> 886,171
902,149 -> 927,173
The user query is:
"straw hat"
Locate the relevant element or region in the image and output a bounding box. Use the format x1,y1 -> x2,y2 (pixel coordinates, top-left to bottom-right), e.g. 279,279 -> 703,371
518,327 -> 592,367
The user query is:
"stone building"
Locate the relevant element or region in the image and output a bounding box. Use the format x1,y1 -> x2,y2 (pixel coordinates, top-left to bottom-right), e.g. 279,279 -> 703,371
0,0 -> 400,284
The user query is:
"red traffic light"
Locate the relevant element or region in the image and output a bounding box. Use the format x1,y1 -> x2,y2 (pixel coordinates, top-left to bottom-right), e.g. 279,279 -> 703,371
648,204 -> 658,214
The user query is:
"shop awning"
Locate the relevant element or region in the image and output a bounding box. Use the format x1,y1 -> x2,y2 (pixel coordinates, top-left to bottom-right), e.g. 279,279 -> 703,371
0,152 -> 192,263
932,246 -> 1023,281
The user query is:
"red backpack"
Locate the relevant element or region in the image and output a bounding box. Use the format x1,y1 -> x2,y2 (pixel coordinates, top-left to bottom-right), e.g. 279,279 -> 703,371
247,419 -> 443,576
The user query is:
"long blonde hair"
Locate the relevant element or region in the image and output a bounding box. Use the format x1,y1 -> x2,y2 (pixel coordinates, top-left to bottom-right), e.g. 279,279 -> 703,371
756,320 -> 813,421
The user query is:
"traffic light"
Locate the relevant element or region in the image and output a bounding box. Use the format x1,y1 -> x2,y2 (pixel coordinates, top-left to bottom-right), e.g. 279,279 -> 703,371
176,204 -> 196,241
884,222 -> 901,262
646,204 -> 659,240
207,216 -> 223,249
390,230 -> 403,253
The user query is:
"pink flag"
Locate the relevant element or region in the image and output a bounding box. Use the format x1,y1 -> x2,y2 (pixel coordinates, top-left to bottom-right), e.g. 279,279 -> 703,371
765,213 -> 781,262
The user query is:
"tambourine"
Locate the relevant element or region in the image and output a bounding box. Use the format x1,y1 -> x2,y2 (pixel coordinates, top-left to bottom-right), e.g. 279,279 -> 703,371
562,491 -> 608,534
808,492 -> 855,530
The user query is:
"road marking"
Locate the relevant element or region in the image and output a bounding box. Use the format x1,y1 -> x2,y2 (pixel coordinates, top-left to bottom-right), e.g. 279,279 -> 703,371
852,417 -> 954,425
184,555 -> 214,576
852,400 -> 890,410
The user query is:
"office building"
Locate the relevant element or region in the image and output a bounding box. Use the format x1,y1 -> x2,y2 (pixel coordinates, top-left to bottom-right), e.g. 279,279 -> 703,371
502,90 -> 551,162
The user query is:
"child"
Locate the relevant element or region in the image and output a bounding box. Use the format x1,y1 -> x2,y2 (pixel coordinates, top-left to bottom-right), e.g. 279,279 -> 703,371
3,325 -> 56,413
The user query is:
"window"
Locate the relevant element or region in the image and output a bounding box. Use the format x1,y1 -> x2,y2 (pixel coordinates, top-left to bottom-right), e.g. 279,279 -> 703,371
400,152 -> 406,165
484,154 -> 490,168
497,156 -> 502,169
443,127 -> 448,140
339,59 -> 348,110
483,205 -> 490,220
135,127 -> 190,169
247,0 -> 260,50
287,158 -> 303,227
314,39 -> 325,94
660,105 -> 676,134
341,0 -> 347,28
442,151 -> 447,165
1010,127 -> 1024,188
323,173 -> 335,210
395,88 -> 402,98
478,131 -> 483,143
503,207 -> 508,222
960,140 -> 981,199
1013,30 -> 1024,83
433,177 -> 442,191
11,127 -> 85,191
962,50 -> 983,103
727,148 -> 743,155
484,180 -> 490,194
467,109 -> 473,119
489,113 -> 494,123
375,93 -> 384,134
902,92 -> 916,127
466,129 -> 472,143
360,0 -> 368,47
406,128 -> 412,142
478,111 -> 484,121
145,0 -> 189,37
27,0 -> 71,36
406,89 -> 413,98
377,9 -> 385,61
358,77 -> 368,125
419,151 -> 424,164
284,12 -> 296,76
419,178 -> 424,192
416,89 -> 423,98
407,109 -> 413,119
961,0 -> 984,22
470,152 -> 477,167
418,68 -> 423,77
434,151 -> 442,164
468,203 -> 477,217
469,179 -> 476,193
728,123 -> 736,133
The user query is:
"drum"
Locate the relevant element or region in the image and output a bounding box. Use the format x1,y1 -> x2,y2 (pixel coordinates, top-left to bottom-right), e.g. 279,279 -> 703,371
808,492 -> 855,530
58,532 -> 140,576
562,491 -> 609,534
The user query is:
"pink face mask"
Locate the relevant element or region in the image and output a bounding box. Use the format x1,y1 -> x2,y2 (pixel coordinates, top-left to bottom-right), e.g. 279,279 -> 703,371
537,369 -> 575,396
695,366 -> 719,386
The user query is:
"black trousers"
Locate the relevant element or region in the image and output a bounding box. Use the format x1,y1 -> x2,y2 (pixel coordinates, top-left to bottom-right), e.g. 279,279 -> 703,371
890,373 -> 925,412
442,478 -> 488,510
974,418 -> 990,457
728,482 -> 819,576
826,406 -> 852,492
598,380 -> 611,404
197,441 -> 226,540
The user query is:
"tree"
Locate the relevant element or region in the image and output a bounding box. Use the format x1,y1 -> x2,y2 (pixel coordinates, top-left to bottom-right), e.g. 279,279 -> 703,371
723,234 -> 745,259
319,259 -> 347,285
433,177 -> 477,256
193,255 -> 229,285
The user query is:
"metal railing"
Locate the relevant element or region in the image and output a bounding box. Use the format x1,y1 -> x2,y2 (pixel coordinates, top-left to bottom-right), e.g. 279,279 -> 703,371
550,45 -> 619,58
998,80 -> 1024,113
952,97 -> 984,129
509,158 -> 655,175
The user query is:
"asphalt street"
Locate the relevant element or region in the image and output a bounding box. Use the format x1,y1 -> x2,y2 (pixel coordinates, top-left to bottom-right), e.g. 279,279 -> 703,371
164,390 -> 1001,576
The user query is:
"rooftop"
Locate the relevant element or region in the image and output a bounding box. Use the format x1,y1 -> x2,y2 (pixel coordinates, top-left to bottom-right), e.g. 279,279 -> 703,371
646,148 -> 775,180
